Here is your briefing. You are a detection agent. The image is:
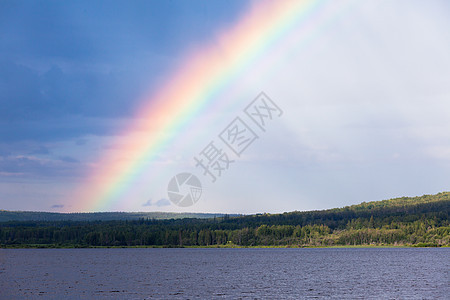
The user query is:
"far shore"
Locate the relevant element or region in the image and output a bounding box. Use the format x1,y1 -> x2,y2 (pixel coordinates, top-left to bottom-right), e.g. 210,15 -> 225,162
1,244 -> 447,249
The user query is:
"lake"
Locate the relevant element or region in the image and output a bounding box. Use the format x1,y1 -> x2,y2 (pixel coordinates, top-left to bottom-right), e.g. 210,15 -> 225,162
0,248 -> 448,299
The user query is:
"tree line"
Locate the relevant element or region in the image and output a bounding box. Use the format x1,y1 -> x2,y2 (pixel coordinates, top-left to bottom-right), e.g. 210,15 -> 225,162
1,192 -> 449,247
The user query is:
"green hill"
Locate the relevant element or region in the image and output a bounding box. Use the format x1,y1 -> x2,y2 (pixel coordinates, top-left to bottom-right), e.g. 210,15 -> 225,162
339,191 -> 450,211
221,192 -> 450,229
1,192 -> 449,248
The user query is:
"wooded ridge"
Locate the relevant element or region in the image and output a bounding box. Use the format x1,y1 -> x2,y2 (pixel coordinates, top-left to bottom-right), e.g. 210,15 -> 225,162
1,192 -> 448,248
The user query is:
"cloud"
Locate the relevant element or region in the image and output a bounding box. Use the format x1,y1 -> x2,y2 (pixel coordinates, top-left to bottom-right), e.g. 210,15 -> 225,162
0,61 -> 138,142
51,204 -> 64,208
59,156 -> 80,163
0,155 -> 84,179
75,139 -> 87,146
142,199 -> 152,207
155,198 -> 171,207
30,146 -> 51,155
0,1 -> 249,145
0,171 -> 24,177
142,198 -> 171,207
2,0 -> 450,213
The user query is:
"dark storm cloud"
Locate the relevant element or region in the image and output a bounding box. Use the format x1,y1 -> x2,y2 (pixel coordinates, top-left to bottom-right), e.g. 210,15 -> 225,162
0,0 -> 248,143
0,113 -> 126,142
0,60 -> 148,139
0,61 -> 113,142
59,156 -> 80,163
0,154 -> 84,178
30,146 -> 51,155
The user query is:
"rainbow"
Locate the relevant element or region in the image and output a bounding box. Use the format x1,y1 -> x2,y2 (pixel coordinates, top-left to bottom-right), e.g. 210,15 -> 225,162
72,0 -> 349,212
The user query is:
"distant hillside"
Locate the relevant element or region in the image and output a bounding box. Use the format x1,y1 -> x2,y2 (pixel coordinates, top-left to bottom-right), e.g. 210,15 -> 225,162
338,192 -> 450,211
0,211 -> 237,222
222,192 -> 450,229
1,192 -> 448,248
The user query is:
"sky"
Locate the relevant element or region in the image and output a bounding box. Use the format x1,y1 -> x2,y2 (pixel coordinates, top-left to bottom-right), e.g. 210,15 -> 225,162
1,0 -> 450,214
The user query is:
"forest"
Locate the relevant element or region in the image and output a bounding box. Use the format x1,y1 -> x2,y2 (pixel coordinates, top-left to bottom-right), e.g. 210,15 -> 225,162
0,211 -> 232,222
1,192 -> 449,248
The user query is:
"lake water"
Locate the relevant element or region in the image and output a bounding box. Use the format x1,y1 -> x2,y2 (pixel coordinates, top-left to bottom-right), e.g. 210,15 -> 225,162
0,248 -> 448,299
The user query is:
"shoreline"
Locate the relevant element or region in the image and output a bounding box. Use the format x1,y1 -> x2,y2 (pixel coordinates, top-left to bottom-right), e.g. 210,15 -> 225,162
1,244 -> 447,249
